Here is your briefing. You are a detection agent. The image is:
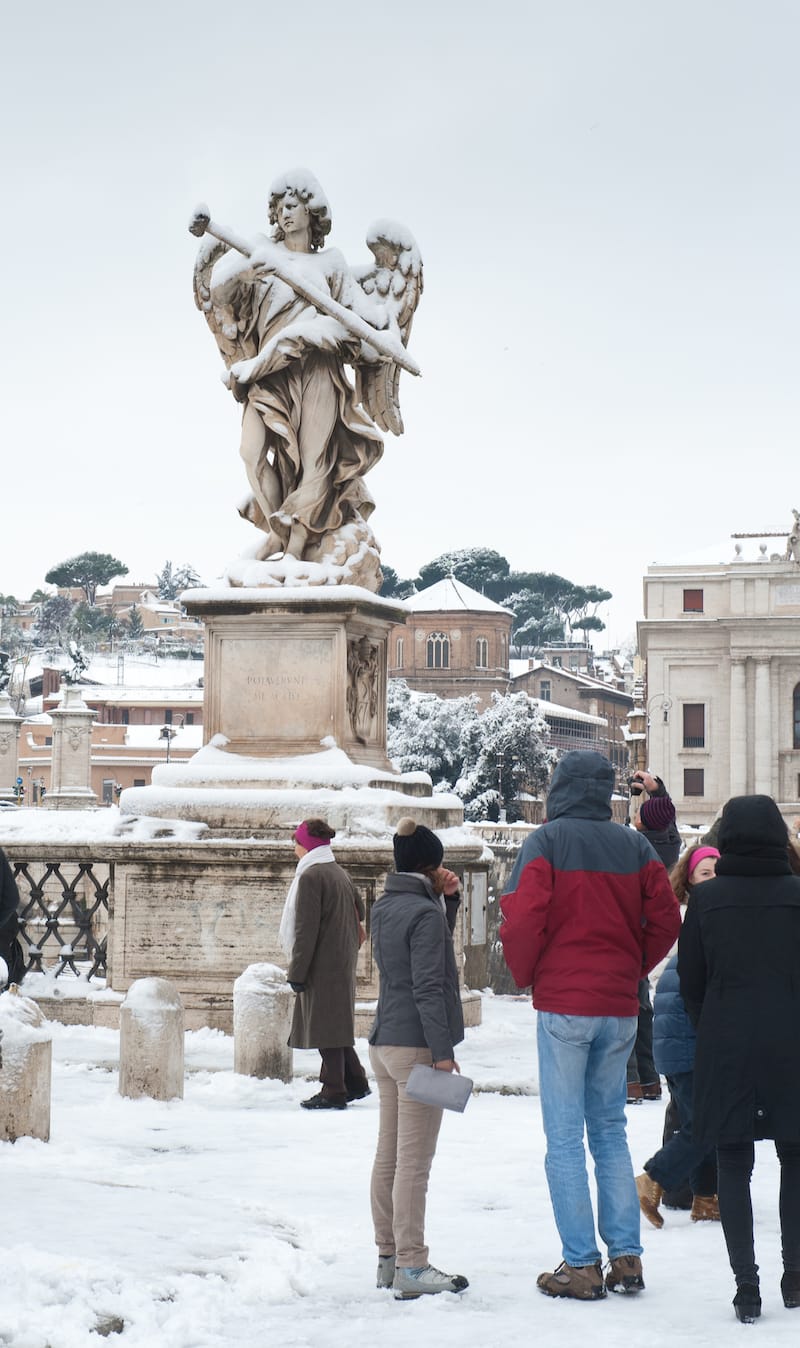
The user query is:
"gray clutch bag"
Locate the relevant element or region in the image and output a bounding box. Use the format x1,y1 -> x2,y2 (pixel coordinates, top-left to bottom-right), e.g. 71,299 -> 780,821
405,1064 -> 474,1113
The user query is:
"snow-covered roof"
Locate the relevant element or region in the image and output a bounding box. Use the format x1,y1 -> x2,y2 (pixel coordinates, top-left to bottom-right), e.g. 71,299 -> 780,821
530,697 -> 606,727
404,577 -> 512,616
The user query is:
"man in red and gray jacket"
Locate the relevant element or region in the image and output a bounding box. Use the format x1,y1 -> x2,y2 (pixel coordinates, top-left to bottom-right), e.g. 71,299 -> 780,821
500,750 -> 680,1303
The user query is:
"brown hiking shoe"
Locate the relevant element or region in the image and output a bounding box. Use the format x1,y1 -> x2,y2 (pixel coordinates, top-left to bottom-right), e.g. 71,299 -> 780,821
626,1082 -> 643,1104
537,1260 -> 607,1300
636,1172 -> 664,1229
690,1194 -> 720,1222
606,1255 -> 645,1294
641,1080 -> 663,1101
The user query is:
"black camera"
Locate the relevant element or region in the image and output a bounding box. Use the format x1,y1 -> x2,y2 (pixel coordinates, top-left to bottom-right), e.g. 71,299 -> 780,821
627,776 -> 644,797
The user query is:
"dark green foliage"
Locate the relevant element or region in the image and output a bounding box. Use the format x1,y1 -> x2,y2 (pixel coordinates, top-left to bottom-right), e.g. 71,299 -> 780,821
44,552 -> 128,606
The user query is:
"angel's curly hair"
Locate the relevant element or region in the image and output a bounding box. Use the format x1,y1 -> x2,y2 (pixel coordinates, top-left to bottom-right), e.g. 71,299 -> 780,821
269,182 -> 331,253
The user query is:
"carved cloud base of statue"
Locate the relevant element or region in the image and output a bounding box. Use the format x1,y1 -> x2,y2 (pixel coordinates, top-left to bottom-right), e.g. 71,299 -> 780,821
224,517 -> 382,591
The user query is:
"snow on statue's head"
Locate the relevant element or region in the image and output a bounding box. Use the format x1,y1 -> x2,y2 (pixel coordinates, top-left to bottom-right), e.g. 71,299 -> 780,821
269,168 -> 332,252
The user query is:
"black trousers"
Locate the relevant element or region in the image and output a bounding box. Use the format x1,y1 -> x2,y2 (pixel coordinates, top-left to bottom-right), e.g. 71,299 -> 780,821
717,1140 -> 800,1285
626,978 -> 657,1084
319,1047 -> 369,1102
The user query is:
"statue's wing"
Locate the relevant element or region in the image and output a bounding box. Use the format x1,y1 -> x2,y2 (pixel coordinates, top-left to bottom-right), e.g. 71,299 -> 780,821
354,220 -> 423,436
192,237 -> 256,368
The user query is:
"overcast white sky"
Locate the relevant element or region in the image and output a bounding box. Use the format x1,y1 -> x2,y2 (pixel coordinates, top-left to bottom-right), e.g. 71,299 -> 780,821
2,0 -> 798,646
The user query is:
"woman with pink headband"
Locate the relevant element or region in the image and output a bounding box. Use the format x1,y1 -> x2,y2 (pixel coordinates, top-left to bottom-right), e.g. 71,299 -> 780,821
279,818 -> 370,1110
635,844 -> 720,1229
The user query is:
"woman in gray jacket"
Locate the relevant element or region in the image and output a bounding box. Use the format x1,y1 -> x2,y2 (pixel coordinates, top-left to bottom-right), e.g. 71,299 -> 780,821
368,817 -> 469,1301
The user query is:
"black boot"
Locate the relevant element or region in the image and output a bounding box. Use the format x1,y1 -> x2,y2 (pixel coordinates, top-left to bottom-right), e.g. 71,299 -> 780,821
733,1283 -> 761,1323
781,1271 -> 800,1309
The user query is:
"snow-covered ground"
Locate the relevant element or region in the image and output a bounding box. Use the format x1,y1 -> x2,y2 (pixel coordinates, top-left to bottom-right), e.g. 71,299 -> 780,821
0,995 -> 792,1346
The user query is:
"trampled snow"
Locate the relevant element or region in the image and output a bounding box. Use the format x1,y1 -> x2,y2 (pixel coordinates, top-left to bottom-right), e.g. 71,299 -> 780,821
1,995 -> 793,1346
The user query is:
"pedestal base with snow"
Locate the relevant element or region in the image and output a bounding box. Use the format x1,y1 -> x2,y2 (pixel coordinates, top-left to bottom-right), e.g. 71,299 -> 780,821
119,978 -> 184,1101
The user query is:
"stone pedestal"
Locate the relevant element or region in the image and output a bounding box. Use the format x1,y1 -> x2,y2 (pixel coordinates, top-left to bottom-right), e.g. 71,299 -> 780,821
190,586 -> 405,769
0,691 -> 23,804
120,587 -> 465,838
44,685 -> 97,810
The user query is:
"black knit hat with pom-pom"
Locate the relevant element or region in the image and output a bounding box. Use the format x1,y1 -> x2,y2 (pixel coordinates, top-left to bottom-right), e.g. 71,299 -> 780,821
392,816 -> 444,873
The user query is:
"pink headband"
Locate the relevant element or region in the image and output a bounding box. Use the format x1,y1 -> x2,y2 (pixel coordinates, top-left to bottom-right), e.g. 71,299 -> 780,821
294,822 -> 329,852
687,846 -> 720,878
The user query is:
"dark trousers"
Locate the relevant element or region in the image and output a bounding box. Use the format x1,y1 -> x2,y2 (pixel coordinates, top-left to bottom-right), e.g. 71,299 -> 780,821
644,1071 -> 716,1195
319,1047 -> 369,1102
717,1140 -> 800,1285
626,978 -> 657,1084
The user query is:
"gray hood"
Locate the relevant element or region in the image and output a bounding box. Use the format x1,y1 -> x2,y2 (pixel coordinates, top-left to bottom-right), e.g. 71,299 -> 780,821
546,750 -> 614,821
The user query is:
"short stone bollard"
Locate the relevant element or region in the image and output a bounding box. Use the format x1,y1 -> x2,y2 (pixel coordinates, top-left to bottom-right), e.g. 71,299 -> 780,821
119,978 -> 184,1101
233,963 -> 294,1083
0,986 -> 53,1142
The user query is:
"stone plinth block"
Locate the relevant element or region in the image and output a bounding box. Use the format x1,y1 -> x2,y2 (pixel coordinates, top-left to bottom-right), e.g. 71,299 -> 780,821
119,977 -> 184,1101
234,962 -> 293,1082
184,586 -> 406,769
0,987 -> 53,1142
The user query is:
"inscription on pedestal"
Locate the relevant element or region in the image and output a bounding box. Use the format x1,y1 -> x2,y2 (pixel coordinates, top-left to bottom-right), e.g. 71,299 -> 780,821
219,637 -> 334,742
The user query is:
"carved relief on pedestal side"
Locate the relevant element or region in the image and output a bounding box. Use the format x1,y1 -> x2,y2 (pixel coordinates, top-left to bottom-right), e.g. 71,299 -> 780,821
347,637 -> 379,744
0,731 -> 12,756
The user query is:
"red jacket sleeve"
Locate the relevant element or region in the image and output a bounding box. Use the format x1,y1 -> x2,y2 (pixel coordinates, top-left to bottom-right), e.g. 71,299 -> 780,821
640,857 -> 682,975
499,853 -> 554,990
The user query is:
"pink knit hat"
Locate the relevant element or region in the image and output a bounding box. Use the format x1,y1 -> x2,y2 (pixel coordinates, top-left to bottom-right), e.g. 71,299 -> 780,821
687,845 -> 720,878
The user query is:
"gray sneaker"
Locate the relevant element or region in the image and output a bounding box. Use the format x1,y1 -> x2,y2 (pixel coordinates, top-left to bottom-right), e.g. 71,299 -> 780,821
377,1255 -> 396,1289
393,1263 -> 469,1300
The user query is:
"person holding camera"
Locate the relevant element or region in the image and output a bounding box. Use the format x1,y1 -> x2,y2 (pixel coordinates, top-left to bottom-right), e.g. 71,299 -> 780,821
626,771 -> 680,1102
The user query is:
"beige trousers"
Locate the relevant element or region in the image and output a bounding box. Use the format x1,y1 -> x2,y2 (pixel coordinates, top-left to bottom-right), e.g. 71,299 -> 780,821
369,1044 -> 444,1268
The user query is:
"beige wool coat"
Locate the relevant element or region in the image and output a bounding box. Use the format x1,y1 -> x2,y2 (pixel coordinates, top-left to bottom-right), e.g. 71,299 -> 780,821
286,860 -> 364,1050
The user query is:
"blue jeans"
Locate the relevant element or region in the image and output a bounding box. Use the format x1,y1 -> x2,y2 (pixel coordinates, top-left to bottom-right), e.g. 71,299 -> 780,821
537,1011 -> 642,1266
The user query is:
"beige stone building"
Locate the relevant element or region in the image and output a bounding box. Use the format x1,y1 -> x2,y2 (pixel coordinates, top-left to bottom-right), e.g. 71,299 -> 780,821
511,662 -> 633,783
638,536 -> 800,826
387,576 -> 513,709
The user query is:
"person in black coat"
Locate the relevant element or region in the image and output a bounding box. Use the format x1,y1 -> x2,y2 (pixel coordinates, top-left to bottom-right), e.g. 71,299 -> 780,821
679,795 -> 800,1324
0,849 -> 25,988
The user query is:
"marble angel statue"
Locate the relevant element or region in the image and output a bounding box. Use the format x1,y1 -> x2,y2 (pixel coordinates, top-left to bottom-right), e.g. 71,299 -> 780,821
190,169 -> 423,591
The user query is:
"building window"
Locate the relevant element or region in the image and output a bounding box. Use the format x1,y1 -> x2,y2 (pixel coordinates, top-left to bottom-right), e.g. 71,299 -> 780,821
683,703 -> 705,748
164,709 -> 173,724
475,637 -> 488,668
794,684 -> 800,749
540,680 -> 551,701
186,712 -> 194,725
683,588 -> 704,613
121,709 -> 129,725
426,632 -> 450,669
396,637 -> 404,669
133,778 -> 145,787
684,768 -> 705,796
552,656 -> 562,668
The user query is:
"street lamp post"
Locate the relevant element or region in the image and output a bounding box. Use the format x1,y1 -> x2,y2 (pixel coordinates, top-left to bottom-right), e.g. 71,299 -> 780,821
159,725 -> 177,763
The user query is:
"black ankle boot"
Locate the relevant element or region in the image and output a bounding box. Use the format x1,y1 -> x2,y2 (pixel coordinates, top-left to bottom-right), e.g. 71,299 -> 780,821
781,1270 -> 800,1309
733,1283 -> 761,1323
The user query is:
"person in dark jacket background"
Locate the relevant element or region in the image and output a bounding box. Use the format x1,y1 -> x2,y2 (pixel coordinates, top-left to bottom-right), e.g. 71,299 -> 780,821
501,750 -> 680,1302
0,849 -> 25,988
626,771 -> 681,1103
368,817 -> 468,1302
679,795 -> 800,1324
635,844 -> 720,1229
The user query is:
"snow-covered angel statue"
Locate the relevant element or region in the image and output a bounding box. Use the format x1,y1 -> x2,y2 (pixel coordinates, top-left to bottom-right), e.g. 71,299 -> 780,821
190,168 -> 423,592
